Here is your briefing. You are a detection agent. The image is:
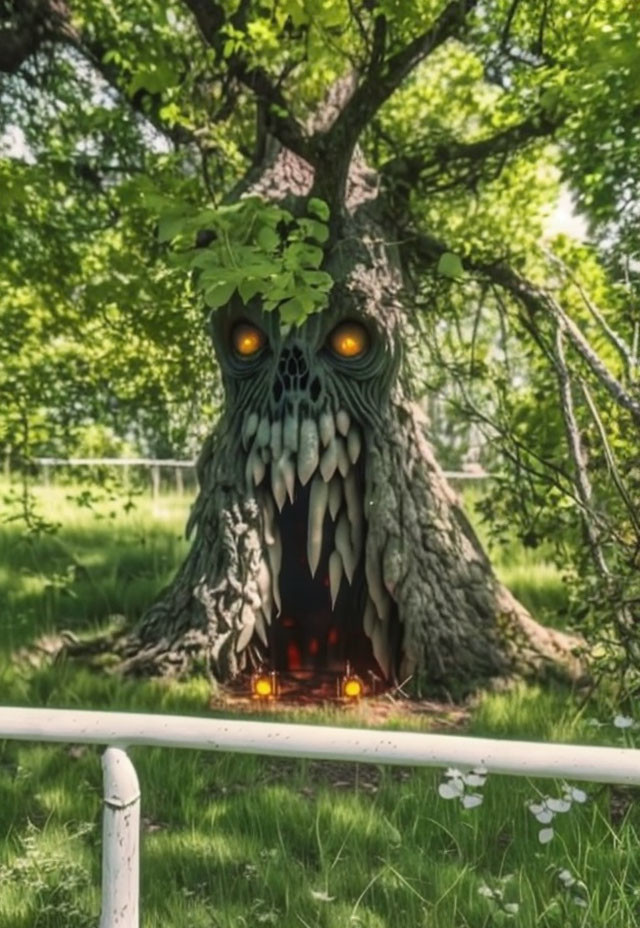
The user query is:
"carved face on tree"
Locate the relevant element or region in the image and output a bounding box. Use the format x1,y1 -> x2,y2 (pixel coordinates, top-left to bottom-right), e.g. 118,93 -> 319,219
208,293 -> 403,683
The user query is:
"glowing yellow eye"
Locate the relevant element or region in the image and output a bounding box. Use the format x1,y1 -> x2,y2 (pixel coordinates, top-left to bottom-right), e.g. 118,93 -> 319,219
329,322 -> 369,359
232,322 -> 265,357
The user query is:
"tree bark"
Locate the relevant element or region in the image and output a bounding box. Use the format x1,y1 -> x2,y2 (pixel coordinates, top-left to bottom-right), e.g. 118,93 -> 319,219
102,136 -> 584,697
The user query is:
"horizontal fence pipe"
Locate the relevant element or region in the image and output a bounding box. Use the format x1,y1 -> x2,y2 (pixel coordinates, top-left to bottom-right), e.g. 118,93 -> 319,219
100,748 -> 140,928
0,708 -> 638,786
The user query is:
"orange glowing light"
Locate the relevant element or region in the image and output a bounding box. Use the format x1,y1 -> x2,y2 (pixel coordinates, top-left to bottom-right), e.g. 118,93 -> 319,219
329,322 -> 369,359
251,672 -> 278,698
232,322 -> 266,357
342,676 -> 363,699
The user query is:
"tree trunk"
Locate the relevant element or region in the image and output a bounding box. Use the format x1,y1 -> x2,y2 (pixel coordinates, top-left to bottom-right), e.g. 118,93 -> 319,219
108,138 -> 583,697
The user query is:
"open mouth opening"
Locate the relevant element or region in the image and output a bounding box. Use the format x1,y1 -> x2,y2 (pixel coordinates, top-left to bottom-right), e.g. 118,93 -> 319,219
271,471 -> 379,678
244,406 -> 401,692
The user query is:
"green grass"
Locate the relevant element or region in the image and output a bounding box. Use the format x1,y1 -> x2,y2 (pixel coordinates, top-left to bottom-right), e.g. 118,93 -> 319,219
1,479 -> 638,927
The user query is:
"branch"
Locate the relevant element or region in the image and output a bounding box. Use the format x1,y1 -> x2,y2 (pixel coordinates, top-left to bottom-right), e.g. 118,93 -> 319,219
0,0 -> 199,148
382,110 -> 560,190
327,0 -> 479,151
409,232 -> 640,427
180,0 -> 313,163
545,250 -> 635,378
553,324 -> 609,578
580,379 -> 640,536
0,0 -> 77,73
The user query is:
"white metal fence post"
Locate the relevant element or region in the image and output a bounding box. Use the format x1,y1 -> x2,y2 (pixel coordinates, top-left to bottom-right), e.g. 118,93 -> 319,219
100,747 -> 140,928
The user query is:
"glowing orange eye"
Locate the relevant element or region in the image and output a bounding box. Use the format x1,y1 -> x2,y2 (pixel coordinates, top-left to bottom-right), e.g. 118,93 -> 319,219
329,322 -> 369,359
232,322 -> 266,357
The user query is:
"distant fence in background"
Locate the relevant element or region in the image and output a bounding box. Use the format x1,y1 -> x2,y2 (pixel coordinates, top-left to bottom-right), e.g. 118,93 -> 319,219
3,457 -> 499,499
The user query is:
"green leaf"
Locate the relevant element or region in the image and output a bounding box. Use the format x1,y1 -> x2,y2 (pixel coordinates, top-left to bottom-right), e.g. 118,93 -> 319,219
278,297 -> 305,325
238,278 -> 265,303
204,281 -> 236,308
437,252 -> 465,279
157,213 -> 188,243
257,226 -> 281,251
298,218 -> 329,244
307,198 -> 330,222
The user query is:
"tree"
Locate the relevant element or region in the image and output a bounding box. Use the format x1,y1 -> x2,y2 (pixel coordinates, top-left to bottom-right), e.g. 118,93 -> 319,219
2,0 -> 638,693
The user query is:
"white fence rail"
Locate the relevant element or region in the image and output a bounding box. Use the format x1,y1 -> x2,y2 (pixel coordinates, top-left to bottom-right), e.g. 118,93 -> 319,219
2,706 -> 636,927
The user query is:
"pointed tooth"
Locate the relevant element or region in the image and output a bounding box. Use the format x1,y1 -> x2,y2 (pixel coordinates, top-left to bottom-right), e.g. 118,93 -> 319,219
307,475 -> 329,578
270,420 -> 283,460
319,410 -> 335,447
245,444 -> 265,487
236,605 -> 255,652
365,548 -> 391,621
271,459 -> 287,512
242,411 -> 259,449
320,438 -> 338,482
267,528 -> 282,615
336,409 -> 350,436
335,512 -> 356,583
281,454 -> 295,503
346,427 -> 361,464
328,476 -> 342,521
257,416 -> 270,448
363,598 -> 377,637
261,492 -> 277,545
256,559 -> 273,624
370,618 -> 391,679
298,418 -> 319,486
283,408 -> 298,452
336,437 -> 350,477
343,469 -> 363,556
329,550 -> 343,608
252,449 -> 266,486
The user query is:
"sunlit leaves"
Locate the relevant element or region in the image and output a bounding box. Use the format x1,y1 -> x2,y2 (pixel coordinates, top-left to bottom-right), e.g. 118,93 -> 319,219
152,195 -> 334,326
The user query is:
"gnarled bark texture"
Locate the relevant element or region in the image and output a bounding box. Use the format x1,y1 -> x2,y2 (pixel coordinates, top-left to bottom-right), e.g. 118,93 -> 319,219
109,129 -> 583,697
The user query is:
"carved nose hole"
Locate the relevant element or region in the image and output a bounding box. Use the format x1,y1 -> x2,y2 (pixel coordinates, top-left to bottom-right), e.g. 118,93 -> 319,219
310,377 -> 321,402
274,346 -> 310,401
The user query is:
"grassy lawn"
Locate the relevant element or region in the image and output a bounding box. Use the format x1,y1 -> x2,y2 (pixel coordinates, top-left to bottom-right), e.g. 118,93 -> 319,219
0,479 -> 638,927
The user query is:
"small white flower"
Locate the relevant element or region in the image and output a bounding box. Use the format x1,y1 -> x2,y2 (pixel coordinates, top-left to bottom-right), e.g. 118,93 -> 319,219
504,903 -> 520,914
445,767 -> 463,778
462,793 -> 483,809
558,869 -> 575,887
538,827 -> 554,844
534,808 -> 554,824
528,802 -> 545,815
478,884 -> 495,898
565,786 -> 587,803
463,773 -> 486,787
613,715 -> 634,728
439,780 -> 464,799
310,890 -> 335,902
547,797 -> 571,813
572,896 -> 588,908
